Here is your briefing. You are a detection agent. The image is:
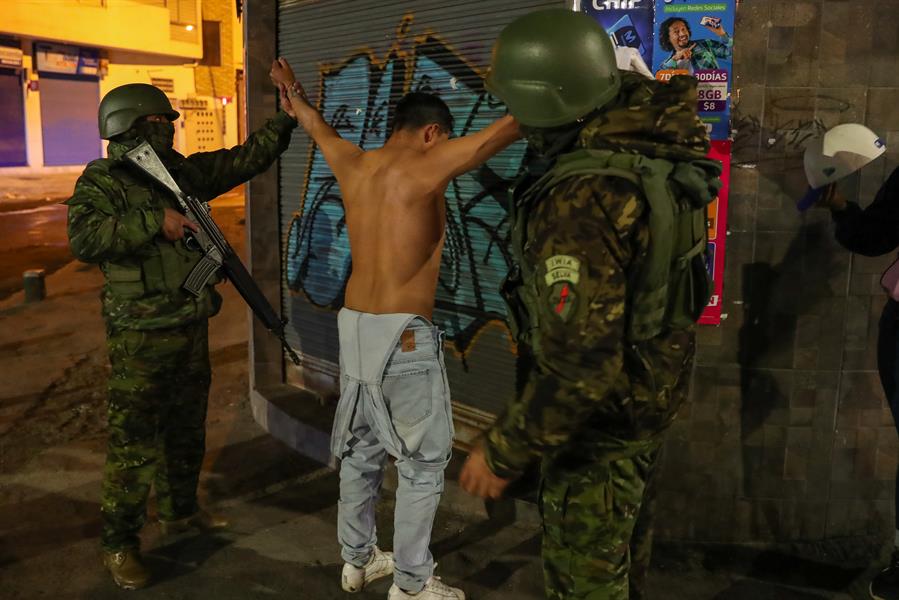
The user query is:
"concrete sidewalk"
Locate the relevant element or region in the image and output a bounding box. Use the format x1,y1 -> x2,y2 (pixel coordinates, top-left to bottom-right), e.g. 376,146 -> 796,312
0,195 -> 873,599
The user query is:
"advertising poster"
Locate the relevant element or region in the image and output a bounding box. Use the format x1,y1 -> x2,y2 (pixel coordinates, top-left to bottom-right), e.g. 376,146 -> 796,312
573,1 -> 735,325
652,0 -> 735,141
699,140 -> 731,325
576,0 -> 655,77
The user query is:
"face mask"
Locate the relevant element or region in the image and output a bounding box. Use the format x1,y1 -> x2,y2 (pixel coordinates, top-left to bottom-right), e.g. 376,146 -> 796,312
134,120 -> 175,154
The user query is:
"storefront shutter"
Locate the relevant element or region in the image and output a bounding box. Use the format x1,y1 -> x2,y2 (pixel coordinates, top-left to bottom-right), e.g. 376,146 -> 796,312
277,0 -> 561,429
0,70 -> 27,167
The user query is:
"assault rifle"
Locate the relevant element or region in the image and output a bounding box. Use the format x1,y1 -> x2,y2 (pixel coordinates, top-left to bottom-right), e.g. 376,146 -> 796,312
124,141 -> 301,366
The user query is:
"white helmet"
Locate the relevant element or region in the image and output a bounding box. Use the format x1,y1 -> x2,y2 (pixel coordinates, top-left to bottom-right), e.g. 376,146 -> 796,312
799,123 -> 886,210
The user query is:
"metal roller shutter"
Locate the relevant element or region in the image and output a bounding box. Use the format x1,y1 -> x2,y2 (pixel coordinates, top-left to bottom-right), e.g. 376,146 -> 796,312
278,0 -> 561,425
39,73 -> 102,166
0,70 -> 27,167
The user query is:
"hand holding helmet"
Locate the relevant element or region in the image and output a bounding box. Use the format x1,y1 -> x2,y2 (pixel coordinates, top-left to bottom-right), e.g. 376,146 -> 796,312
800,123 -> 887,211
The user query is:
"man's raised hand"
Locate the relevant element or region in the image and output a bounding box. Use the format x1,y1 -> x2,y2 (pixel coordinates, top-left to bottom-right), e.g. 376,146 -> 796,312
278,83 -> 297,119
270,57 -> 296,87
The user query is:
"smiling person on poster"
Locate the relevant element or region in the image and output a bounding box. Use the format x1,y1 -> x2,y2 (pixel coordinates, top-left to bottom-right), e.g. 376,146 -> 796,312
803,124 -> 898,600
658,16 -> 733,74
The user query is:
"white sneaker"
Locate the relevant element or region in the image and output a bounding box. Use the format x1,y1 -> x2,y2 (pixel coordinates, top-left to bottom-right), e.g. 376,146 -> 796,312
342,546 -> 395,593
387,576 -> 465,599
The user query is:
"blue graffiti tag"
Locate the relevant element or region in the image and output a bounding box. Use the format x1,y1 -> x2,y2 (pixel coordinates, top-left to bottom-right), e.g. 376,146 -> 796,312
286,23 -> 526,352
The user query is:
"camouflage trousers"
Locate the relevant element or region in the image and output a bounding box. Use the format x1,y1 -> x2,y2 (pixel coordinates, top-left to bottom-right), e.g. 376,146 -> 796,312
540,442 -> 661,600
101,320 -> 211,551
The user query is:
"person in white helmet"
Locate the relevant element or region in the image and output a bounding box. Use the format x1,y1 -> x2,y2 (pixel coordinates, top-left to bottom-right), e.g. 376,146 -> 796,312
810,124 -> 898,600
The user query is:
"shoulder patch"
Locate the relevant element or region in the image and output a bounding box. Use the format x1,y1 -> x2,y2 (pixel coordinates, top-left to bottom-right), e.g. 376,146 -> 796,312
547,282 -> 577,321
544,255 -> 581,286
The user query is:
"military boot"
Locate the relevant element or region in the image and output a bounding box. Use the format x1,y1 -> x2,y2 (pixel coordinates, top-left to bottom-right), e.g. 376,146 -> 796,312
871,549 -> 899,600
159,509 -> 230,535
103,549 -> 150,590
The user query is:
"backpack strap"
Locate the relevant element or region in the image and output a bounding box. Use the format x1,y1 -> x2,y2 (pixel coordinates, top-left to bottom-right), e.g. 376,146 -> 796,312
618,155 -> 675,341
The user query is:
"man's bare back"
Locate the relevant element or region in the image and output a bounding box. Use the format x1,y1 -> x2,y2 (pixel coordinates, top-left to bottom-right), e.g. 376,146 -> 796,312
273,58 -> 521,318
341,146 -> 449,318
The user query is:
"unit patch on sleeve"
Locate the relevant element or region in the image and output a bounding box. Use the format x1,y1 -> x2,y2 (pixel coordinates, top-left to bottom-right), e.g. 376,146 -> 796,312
548,282 -> 577,321
544,255 -> 582,322
544,255 -> 581,286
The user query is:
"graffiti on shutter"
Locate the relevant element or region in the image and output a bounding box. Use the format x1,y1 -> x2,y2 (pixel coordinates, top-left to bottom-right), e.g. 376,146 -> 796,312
284,15 -> 527,353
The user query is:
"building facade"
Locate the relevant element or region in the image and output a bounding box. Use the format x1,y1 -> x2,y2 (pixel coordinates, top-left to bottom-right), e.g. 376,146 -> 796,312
0,0 -> 245,173
244,0 -> 899,549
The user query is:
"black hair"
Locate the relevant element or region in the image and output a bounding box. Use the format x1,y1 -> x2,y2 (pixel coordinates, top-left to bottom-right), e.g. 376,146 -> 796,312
659,17 -> 691,52
391,92 -> 454,135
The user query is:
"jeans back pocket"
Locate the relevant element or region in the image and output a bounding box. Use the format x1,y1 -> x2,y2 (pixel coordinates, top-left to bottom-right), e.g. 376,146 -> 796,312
382,368 -> 433,427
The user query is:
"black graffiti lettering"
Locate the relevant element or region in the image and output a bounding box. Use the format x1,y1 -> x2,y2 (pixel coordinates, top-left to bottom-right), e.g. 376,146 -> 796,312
287,19 -> 527,353
329,104 -> 357,132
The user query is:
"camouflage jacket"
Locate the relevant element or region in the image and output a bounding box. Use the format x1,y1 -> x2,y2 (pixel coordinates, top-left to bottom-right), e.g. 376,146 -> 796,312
66,111 -> 296,331
485,73 -> 712,478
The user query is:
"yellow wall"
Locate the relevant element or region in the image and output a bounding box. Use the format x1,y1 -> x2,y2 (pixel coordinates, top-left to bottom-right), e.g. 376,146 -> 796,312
1,0 -> 246,170
195,0 -> 234,98
232,3 -> 244,73
194,0 -> 239,148
103,53 -> 198,101
21,54 -> 44,170
4,0 -> 202,59
102,54 -> 200,156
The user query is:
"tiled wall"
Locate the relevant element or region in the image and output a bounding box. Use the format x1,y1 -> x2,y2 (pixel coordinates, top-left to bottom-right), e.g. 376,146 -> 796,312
657,0 -> 899,543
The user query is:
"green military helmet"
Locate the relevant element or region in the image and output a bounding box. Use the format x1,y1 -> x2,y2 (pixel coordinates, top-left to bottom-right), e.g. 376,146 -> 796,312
486,9 -> 621,128
98,83 -> 180,139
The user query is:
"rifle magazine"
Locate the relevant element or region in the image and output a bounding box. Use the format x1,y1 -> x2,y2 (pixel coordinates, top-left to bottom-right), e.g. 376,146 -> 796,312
182,254 -> 221,297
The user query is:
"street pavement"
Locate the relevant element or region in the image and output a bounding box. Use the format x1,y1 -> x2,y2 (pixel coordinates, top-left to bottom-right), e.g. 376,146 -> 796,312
0,172 -> 244,300
0,172 -> 875,599
0,171 -> 78,300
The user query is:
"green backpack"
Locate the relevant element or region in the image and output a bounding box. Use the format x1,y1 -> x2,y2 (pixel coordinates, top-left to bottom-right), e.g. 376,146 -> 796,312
517,147 -> 722,341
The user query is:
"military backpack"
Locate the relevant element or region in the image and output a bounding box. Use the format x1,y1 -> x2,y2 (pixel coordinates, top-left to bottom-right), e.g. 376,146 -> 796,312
511,147 -> 722,342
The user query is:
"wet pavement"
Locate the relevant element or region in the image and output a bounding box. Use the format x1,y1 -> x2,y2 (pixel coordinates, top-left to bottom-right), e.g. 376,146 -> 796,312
0,186 -> 245,301
0,203 -> 71,300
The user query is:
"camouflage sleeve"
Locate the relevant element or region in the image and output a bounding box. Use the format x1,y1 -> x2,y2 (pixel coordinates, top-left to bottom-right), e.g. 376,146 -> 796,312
484,176 -> 641,478
186,111 -> 297,200
65,167 -> 165,264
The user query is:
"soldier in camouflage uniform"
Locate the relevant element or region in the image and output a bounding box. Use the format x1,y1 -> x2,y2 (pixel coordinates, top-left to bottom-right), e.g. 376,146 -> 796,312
460,10 -> 722,599
66,83 -> 297,589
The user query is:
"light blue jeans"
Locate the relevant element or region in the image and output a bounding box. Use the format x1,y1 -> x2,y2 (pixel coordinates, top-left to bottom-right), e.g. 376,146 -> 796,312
332,308 -> 454,593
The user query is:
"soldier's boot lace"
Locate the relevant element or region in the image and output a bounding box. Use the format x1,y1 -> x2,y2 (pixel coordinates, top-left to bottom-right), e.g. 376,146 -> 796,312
341,546 -> 394,592
388,576 -> 465,599
871,549 -> 899,600
159,508 -> 230,535
103,549 -> 150,590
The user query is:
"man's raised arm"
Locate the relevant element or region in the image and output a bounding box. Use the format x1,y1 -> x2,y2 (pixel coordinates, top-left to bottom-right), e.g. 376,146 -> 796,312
270,58 -> 361,180
425,115 -> 521,184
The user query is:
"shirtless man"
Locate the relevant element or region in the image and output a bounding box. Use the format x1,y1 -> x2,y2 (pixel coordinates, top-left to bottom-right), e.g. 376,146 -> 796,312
271,58 -> 520,600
